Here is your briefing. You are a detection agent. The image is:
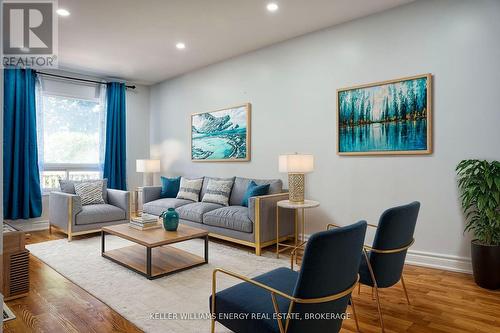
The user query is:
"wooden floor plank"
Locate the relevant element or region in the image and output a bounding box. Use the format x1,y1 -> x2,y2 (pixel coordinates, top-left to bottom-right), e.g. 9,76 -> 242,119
3,229 -> 500,333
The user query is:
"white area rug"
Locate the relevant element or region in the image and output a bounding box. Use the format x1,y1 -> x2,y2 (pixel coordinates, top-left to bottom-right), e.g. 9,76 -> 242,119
27,236 -> 288,333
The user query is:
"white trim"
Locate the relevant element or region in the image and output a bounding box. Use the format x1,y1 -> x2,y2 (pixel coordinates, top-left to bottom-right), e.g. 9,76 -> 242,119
405,250 -> 472,274
303,233 -> 472,274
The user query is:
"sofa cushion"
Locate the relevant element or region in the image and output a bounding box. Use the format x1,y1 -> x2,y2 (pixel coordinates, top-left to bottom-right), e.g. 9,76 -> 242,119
60,178 -> 108,203
203,206 -> 253,233
241,181 -> 270,207
176,202 -> 223,223
176,177 -> 204,202
160,176 -> 181,198
143,198 -> 192,216
202,179 -> 234,206
74,180 -> 105,205
200,177 -> 235,200
229,177 -> 282,206
75,204 -> 125,225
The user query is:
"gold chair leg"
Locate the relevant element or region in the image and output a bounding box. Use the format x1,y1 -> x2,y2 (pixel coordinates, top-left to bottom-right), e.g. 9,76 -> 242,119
271,293 -> 285,333
400,274 -> 410,305
363,249 -> 385,333
350,296 -> 361,332
211,271 -> 216,333
358,282 -> 361,295
373,285 -> 385,333
371,287 -> 375,300
68,233 -> 72,242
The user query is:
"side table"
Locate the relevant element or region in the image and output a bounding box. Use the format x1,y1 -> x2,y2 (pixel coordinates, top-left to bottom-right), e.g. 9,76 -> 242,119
275,199 -> 320,259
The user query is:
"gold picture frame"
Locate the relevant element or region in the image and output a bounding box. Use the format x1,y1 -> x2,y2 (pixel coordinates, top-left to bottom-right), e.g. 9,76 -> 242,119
337,74 -> 432,156
191,103 -> 251,162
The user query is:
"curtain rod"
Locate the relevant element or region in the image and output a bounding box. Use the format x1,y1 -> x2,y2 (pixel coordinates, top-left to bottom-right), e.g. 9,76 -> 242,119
34,71 -> 136,89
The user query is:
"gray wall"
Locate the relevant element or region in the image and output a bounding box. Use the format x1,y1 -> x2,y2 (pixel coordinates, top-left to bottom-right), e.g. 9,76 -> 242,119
149,0 -> 500,270
126,84 -> 151,190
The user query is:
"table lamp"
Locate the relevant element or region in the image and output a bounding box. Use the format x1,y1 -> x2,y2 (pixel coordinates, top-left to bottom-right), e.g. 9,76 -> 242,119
136,159 -> 160,186
279,153 -> 314,203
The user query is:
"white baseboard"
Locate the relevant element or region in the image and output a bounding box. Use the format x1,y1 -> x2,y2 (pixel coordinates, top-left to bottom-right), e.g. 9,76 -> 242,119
303,233 -> 472,274
406,249 -> 472,274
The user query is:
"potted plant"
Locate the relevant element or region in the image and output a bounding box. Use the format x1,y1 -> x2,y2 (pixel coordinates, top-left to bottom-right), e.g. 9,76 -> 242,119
456,159 -> 500,289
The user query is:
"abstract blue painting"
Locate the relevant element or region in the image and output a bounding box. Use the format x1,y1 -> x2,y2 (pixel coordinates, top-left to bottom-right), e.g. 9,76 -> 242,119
337,74 -> 432,155
191,104 -> 251,161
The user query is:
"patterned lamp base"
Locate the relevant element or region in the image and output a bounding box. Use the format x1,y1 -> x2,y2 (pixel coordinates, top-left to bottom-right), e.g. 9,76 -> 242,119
288,173 -> 305,203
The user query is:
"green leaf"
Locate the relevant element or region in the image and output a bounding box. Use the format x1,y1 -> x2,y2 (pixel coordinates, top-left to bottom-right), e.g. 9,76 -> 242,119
486,175 -> 493,188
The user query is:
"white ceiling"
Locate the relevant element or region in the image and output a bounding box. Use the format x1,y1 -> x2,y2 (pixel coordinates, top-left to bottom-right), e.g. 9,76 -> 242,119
58,0 -> 415,85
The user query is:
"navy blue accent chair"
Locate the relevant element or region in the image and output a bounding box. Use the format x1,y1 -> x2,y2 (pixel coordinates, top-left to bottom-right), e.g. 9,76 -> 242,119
210,220 -> 367,333
358,201 -> 420,332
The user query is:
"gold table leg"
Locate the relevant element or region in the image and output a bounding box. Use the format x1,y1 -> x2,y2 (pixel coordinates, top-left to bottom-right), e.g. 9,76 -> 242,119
294,209 -> 298,247
276,206 -> 280,258
302,208 -> 305,243
294,209 -> 299,264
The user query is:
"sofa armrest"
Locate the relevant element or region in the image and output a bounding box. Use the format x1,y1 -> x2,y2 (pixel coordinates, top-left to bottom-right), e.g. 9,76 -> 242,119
107,189 -> 131,219
49,191 -> 82,231
249,192 -> 294,248
142,186 -> 162,204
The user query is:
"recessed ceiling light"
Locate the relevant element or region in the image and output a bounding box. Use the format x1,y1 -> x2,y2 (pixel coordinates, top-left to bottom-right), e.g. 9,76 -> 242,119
267,2 -> 279,12
56,8 -> 70,16
176,42 -> 186,50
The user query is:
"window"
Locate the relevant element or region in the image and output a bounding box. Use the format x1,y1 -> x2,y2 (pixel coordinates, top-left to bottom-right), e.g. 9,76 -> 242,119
37,78 -> 106,191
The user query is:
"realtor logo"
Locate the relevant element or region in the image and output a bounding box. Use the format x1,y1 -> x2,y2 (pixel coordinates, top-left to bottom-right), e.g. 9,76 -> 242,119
2,0 -> 58,68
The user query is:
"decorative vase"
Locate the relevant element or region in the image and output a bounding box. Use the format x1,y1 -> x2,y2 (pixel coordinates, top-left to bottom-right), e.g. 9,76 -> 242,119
160,208 -> 179,231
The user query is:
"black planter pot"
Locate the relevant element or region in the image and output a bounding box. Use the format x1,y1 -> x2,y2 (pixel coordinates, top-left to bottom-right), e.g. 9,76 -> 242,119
471,240 -> 500,290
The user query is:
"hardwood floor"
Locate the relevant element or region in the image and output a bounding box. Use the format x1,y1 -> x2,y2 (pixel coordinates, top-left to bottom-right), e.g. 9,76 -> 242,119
4,229 -> 500,333
4,230 -> 142,333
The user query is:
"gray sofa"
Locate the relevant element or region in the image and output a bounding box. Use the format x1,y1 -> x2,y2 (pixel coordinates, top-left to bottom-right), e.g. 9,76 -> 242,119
142,177 -> 294,255
49,188 -> 130,241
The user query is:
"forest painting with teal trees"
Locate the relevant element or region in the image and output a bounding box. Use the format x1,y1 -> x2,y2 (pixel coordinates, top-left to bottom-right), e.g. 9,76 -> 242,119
338,75 -> 431,154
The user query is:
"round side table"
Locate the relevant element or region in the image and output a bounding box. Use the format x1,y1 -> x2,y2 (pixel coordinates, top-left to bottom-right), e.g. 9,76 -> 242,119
276,199 -> 320,259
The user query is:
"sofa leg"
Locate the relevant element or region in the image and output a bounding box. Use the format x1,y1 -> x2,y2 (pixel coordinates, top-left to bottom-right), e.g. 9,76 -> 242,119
49,224 -> 52,234
255,245 -> 261,256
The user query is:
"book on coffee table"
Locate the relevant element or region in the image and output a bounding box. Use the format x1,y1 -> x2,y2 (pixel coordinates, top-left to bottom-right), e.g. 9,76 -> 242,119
132,213 -> 157,223
129,222 -> 161,231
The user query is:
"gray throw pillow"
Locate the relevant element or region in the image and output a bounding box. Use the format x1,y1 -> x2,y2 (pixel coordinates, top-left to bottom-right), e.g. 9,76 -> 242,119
176,178 -> 203,202
202,179 -> 234,206
74,180 -> 105,205
59,178 -> 108,203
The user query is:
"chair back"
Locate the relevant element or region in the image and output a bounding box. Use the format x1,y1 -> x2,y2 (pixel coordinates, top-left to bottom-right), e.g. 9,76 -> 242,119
288,220 -> 367,333
368,201 -> 420,288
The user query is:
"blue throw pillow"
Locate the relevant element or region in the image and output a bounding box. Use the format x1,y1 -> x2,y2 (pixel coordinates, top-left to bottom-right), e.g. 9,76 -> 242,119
160,176 -> 181,198
241,181 -> 270,207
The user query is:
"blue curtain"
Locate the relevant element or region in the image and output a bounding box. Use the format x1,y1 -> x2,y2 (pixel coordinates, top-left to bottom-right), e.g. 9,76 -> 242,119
3,68 -> 42,219
103,82 -> 127,190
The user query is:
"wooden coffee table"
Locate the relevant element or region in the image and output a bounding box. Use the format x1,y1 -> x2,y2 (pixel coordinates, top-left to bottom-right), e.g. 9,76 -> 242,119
101,223 -> 209,280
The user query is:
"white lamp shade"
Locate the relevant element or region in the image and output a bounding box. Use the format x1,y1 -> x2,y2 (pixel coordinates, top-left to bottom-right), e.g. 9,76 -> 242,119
136,159 -> 160,173
279,154 -> 314,173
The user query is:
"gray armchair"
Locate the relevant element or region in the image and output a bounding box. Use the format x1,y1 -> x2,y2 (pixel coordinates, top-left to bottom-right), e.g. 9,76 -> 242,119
49,189 -> 130,241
